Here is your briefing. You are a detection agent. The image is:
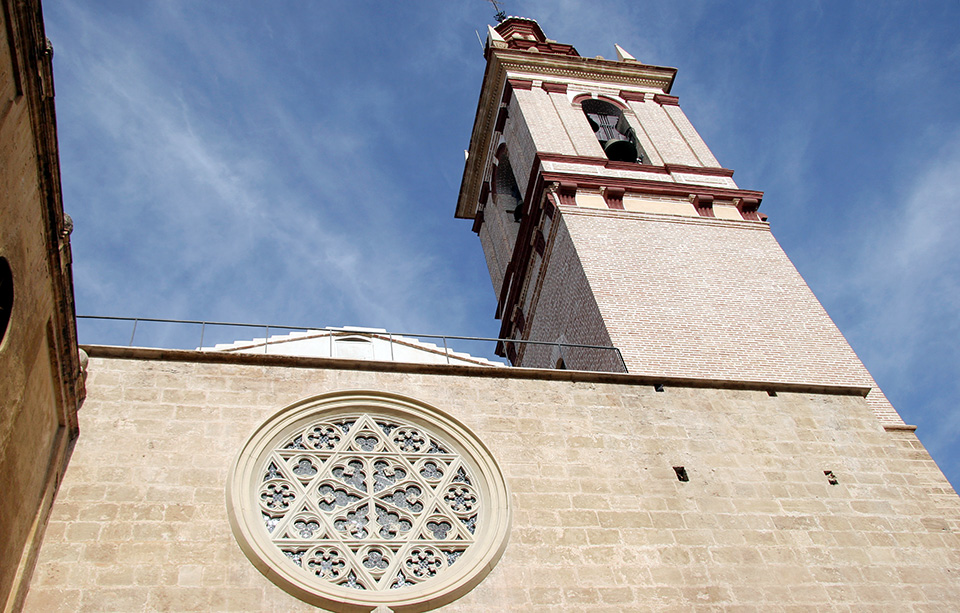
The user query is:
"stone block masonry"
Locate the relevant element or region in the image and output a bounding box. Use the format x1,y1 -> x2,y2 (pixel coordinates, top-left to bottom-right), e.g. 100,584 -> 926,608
23,351 -> 960,611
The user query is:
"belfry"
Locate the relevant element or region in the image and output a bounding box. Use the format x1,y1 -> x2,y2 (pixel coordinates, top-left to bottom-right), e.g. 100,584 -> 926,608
459,17 -> 900,426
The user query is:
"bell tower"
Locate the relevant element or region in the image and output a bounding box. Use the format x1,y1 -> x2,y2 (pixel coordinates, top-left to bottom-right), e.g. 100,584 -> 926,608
457,17 -> 902,425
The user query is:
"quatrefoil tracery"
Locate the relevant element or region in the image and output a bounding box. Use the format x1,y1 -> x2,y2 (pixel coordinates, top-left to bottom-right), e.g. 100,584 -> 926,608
260,414 -> 477,592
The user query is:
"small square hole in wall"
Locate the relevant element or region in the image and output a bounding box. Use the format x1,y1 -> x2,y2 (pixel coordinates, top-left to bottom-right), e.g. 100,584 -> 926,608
767,390 -> 778,397
673,466 -> 689,482
654,384 -> 664,392
824,470 -> 839,485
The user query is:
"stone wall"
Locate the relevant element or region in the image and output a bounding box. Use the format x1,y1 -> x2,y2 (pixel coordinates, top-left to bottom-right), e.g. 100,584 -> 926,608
24,352 -> 960,611
1,1 -> 82,609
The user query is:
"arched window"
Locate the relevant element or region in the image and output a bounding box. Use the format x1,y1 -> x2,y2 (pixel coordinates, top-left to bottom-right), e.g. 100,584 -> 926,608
493,152 -> 523,223
581,99 -> 645,164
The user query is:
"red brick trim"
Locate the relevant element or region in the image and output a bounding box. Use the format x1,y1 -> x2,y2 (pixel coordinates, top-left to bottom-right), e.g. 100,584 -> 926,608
515,309 -> 526,334
619,90 -> 646,102
541,82 -> 568,94
495,17 -> 547,42
691,194 -> 715,218
535,231 -> 546,256
494,151 -> 762,342
653,94 -> 680,106
479,181 -> 490,205
571,93 -> 593,106
597,94 -> 629,110
604,187 -> 625,210
501,82 -> 513,106
737,198 -> 761,221
497,162 -> 548,340
665,163 -> 735,178
507,78 -> 533,90
494,107 -> 509,133
557,182 -> 578,206
540,170 -> 763,203
543,194 -> 557,219
503,39 -> 580,56
472,209 -> 485,234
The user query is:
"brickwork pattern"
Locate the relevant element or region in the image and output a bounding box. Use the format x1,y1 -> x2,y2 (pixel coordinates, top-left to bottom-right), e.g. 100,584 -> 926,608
546,90 -> 601,158
520,215 -> 620,372
662,104 -> 721,168
24,356 -> 960,611
502,94 -> 536,199
627,98 -> 702,166
515,86 -> 574,156
562,208 -> 902,424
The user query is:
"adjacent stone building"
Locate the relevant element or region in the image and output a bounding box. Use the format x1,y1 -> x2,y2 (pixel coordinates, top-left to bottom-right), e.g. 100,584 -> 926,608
5,9 -> 960,613
0,1 -> 84,610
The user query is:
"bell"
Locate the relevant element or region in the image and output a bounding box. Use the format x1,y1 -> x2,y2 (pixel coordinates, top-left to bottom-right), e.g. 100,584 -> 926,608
603,138 -> 638,163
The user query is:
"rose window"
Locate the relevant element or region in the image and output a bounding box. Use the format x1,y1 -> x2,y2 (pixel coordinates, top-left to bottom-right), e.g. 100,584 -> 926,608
228,391 -> 510,611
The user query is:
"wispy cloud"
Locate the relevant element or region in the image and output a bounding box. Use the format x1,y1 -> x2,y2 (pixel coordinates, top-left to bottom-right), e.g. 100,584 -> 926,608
831,134 -> 960,468
50,0 -> 493,337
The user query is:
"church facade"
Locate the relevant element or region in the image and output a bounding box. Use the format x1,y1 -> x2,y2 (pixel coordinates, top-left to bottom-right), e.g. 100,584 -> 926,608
4,7 -> 960,612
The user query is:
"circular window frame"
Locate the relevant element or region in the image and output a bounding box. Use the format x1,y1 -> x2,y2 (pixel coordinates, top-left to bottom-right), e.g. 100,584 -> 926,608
226,390 -> 511,612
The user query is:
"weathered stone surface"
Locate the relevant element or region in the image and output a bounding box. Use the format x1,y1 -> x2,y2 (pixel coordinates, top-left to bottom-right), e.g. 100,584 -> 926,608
1,1 -> 82,609
22,355 -> 960,611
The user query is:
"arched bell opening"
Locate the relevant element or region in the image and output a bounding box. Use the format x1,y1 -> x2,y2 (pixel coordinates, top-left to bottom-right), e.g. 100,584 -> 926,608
581,98 -> 645,164
493,153 -> 524,224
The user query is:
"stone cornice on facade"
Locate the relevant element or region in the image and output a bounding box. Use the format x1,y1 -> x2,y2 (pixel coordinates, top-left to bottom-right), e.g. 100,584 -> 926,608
81,344 -> 873,398
456,46 -> 677,220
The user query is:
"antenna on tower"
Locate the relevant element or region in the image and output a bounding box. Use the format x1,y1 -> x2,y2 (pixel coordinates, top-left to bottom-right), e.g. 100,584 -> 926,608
486,0 -> 507,23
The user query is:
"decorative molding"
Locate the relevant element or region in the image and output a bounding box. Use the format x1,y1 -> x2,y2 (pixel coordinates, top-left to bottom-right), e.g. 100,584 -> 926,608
557,182 -> 577,206
603,187 -> 625,210
737,198 -> 761,221
691,194 -> 715,218
540,170 -> 763,204
506,78 -> 533,90
471,210 -> 484,235
495,52 -> 677,91
543,193 -> 557,218
619,90 -> 646,102
540,81 -> 568,94
653,94 -> 680,106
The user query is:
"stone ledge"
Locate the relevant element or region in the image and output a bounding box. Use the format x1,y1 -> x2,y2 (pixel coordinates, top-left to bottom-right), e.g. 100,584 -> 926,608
81,344 -> 871,397
883,423 -> 918,432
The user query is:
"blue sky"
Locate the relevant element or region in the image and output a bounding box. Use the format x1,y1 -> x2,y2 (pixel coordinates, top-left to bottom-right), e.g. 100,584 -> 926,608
44,1 -> 960,488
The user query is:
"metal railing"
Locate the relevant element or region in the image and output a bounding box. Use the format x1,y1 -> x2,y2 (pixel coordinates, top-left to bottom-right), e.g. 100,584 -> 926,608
76,315 -> 627,373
